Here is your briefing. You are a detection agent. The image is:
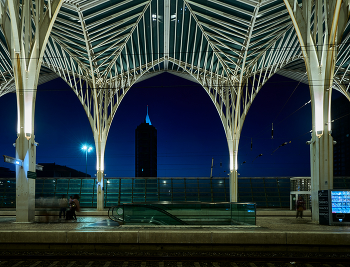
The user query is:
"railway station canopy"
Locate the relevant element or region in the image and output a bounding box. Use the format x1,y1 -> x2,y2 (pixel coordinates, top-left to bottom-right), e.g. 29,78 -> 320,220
0,0 -> 350,222
0,0 -> 349,99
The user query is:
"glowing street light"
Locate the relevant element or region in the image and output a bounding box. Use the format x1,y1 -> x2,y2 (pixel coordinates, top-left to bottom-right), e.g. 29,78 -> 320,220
82,145 -> 93,177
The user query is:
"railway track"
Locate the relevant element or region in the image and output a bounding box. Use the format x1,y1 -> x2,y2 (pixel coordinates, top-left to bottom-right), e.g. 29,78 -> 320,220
0,259 -> 349,267
0,254 -> 349,267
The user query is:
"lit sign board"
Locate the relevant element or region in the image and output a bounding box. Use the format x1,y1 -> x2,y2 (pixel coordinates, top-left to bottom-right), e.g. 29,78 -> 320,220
331,190 -> 350,214
3,155 -> 44,171
3,155 -> 22,166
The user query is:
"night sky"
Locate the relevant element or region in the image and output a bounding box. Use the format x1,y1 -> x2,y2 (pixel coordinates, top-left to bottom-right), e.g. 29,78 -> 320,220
0,72 -> 344,178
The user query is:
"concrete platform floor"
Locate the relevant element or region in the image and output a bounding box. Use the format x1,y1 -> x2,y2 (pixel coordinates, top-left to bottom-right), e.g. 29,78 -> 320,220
0,209 -> 349,253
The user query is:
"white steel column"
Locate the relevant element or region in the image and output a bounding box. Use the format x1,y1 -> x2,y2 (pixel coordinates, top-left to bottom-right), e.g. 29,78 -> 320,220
228,136 -> 239,202
0,0 -> 63,222
164,0 -> 170,70
13,55 -> 38,222
95,135 -> 106,211
77,8 -> 105,211
73,2 -> 151,211
283,0 -> 349,222
229,5 -> 260,203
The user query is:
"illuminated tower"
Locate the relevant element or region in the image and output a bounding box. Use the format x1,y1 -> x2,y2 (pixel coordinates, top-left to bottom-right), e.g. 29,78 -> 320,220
135,107 -> 157,177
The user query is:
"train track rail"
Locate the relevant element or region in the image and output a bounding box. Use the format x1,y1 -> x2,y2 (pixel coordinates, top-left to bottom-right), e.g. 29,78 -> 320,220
0,253 -> 349,266
0,259 -> 349,267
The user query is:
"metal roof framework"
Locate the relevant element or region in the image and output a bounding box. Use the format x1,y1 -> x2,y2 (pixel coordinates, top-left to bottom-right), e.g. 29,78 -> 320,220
0,1 -> 349,137
0,0 -> 350,217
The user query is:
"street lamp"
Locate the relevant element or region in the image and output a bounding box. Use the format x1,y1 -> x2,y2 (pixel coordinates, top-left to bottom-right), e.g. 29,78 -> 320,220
82,145 -> 93,177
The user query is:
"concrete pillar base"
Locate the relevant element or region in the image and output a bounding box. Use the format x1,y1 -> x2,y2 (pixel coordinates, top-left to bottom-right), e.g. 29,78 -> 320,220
96,171 -> 104,211
15,135 -> 36,222
229,170 -> 238,202
310,133 -> 333,223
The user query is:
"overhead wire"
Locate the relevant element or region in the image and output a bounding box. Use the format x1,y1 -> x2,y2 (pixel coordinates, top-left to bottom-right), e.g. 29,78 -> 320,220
271,72 -> 308,124
241,95 -> 349,143
240,71 -> 309,150
240,129 -> 312,165
239,72 -> 317,163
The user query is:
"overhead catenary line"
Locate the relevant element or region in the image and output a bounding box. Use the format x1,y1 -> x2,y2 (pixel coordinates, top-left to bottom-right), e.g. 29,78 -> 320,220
241,129 -> 311,165
252,153 -> 263,162
271,141 -> 292,155
241,72 -> 309,142
241,95 -> 349,142
272,72 -> 308,123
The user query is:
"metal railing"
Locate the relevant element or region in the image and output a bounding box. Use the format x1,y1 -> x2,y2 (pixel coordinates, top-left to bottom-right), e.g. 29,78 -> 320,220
108,202 -> 256,226
1,177 -> 349,208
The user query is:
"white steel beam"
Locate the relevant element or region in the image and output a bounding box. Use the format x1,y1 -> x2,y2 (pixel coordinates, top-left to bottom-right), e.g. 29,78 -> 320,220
164,0 -> 170,70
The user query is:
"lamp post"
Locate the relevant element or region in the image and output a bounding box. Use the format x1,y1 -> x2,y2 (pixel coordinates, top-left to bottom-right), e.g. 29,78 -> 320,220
82,145 -> 93,177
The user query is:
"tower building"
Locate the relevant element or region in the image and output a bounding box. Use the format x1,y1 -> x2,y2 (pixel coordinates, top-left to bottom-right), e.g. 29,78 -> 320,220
135,107 -> 157,177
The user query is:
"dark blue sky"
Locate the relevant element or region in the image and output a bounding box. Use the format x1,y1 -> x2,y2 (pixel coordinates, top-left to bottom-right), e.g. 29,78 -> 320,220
0,72 -> 344,177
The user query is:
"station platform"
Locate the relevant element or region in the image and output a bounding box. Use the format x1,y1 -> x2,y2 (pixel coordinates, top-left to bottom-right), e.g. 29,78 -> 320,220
0,208 -> 349,254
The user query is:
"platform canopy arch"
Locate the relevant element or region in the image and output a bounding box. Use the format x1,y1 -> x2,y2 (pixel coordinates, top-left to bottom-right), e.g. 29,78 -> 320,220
0,0 -> 350,221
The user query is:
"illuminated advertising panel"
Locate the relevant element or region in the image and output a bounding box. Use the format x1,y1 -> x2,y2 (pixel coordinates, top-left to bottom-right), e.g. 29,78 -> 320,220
331,190 -> 350,214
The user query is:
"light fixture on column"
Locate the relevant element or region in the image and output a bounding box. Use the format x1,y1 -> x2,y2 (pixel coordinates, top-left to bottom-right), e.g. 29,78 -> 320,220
82,145 -> 93,177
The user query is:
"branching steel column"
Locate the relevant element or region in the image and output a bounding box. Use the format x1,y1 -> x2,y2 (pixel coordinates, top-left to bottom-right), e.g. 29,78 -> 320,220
70,2 -> 151,211
283,0 -> 349,222
229,5 -> 260,202
77,7 -> 106,211
0,0 -> 63,222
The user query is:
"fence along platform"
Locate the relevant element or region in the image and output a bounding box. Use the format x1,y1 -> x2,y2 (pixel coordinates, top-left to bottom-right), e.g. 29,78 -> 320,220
1,177 -> 350,208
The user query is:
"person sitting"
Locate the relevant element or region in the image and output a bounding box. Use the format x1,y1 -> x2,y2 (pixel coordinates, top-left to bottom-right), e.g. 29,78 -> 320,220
59,194 -> 68,220
66,194 -> 81,220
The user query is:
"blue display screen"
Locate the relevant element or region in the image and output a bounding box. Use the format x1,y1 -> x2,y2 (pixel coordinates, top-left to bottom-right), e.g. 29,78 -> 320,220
331,191 -> 350,214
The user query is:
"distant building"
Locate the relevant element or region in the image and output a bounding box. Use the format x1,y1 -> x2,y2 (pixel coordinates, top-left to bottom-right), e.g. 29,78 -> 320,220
0,164 -> 89,178
135,107 -> 157,177
36,163 -> 91,177
332,96 -> 350,176
0,167 -> 15,178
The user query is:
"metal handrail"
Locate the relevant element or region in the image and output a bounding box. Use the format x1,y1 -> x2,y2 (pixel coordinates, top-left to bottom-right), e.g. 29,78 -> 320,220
108,203 -> 188,225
